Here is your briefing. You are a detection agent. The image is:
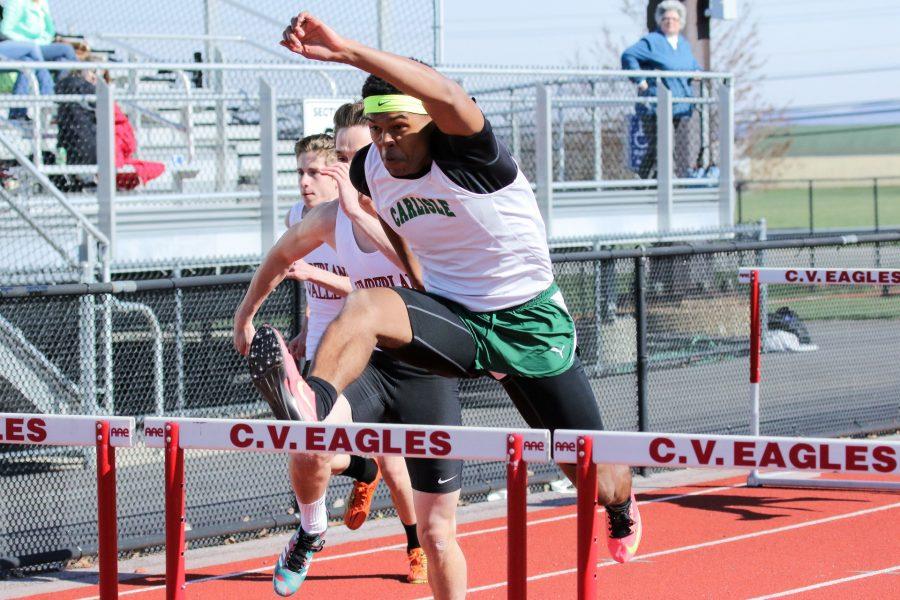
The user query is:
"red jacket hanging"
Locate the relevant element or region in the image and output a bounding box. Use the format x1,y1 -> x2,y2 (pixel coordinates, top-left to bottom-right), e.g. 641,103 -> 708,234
114,104 -> 165,190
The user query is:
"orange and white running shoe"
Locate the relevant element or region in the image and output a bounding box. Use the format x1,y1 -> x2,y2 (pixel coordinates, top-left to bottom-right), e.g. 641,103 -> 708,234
606,492 -> 642,563
406,547 -> 428,584
343,465 -> 382,530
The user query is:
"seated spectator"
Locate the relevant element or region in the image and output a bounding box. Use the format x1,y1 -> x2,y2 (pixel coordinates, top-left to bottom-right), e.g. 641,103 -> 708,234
0,0 -> 79,119
56,58 -> 165,191
114,102 -> 165,190
0,39 -> 56,119
56,63 -> 97,179
621,0 -> 702,179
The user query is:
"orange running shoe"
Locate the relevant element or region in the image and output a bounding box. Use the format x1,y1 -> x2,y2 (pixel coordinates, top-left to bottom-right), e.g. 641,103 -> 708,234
406,547 -> 428,584
343,466 -> 382,530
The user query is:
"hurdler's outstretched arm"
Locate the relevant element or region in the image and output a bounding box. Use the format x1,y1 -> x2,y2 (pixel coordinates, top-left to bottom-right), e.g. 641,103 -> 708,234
232,202 -> 340,355
280,12 -> 483,136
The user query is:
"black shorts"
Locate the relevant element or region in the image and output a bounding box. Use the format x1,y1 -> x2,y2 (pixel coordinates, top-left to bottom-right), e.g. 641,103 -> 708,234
384,287 -> 604,433
344,351 -> 464,494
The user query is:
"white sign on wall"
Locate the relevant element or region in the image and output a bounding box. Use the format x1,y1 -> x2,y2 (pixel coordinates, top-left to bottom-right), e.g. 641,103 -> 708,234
303,98 -> 354,137
707,0 -> 738,20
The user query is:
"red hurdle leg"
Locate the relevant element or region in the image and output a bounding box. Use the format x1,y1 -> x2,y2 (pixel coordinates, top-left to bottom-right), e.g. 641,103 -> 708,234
576,435 -> 599,600
165,422 -> 186,600
506,433 -> 527,599
748,269 -> 762,485
749,269 -> 761,436
95,420 -> 118,599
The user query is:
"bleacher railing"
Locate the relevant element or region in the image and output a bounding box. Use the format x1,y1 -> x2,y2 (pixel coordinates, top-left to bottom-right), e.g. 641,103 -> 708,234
0,61 -> 732,279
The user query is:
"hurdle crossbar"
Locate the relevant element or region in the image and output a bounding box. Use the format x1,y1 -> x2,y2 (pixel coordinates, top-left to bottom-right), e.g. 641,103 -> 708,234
740,266 -> 900,491
0,413 -> 134,599
554,429 -> 900,600
144,417 -> 551,600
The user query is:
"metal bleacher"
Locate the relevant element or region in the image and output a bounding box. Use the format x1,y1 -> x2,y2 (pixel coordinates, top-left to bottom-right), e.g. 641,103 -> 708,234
0,25 -> 736,285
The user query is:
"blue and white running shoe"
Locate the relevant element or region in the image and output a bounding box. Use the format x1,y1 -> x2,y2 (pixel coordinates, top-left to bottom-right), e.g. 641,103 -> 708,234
273,526 -> 325,596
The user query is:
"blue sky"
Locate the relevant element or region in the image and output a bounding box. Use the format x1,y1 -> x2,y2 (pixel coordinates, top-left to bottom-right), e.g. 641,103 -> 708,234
441,0 -> 900,111
50,0 -> 900,114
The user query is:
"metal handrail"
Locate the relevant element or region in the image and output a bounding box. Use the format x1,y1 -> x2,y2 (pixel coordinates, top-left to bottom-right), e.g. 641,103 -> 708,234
0,131 -> 110,247
0,61 -> 731,79
116,100 -> 187,132
110,296 -> 164,416
174,69 -> 197,163
552,178 -> 719,191
0,187 -> 80,269
738,176 -> 900,185
98,33 -> 248,42
468,71 -> 731,97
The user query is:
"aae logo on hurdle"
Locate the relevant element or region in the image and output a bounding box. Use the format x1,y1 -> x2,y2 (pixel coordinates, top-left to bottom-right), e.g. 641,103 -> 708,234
0,413 -> 135,447
553,431 -> 898,474
144,417 -> 551,462
738,267 -> 900,286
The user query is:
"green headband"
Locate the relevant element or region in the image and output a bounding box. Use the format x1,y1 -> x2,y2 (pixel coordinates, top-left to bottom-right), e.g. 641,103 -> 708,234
363,94 -> 428,115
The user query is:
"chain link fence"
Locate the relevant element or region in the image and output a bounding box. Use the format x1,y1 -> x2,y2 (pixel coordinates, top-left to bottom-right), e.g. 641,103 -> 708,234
2,234 -> 899,570
51,0 -> 438,65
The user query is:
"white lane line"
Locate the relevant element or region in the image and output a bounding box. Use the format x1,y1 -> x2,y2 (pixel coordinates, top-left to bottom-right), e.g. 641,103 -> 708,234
748,565 -> 900,599
79,483 -> 741,599
412,500 -> 900,599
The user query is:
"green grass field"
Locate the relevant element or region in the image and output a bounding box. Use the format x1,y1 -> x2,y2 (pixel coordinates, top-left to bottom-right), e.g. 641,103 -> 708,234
767,294 -> 900,321
736,183 -> 900,231
766,286 -> 900,320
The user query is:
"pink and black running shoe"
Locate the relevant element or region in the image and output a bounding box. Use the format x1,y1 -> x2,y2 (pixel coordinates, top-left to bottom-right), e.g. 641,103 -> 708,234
248,324 -> 318,421
606,492 -> 642,563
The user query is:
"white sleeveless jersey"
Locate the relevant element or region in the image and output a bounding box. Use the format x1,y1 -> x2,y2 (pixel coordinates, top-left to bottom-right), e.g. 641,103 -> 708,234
334,205 -> 414,292
287,201 -> 346,358
363,148 -> 554,312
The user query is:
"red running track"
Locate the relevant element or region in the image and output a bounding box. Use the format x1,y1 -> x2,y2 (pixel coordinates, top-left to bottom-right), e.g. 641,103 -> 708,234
18,477 -> 900,600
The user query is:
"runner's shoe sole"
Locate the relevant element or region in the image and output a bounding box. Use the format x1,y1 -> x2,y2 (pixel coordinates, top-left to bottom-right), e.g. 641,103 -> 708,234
248,324 -> 317,421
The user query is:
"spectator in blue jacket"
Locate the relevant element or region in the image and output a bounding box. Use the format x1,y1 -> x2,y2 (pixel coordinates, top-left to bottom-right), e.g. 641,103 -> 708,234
621,0 -> 702,178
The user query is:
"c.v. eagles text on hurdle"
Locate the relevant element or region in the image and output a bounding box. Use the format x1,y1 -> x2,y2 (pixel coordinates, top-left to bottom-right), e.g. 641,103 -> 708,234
647,437 -> 897,472
784,269 -> 900,284
231,424 -> 453,455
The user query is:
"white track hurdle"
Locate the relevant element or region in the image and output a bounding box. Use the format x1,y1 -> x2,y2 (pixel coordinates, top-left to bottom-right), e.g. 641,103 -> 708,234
144,417 -> 551,600
0,413 -> 135,599
739,267 -> 900,491
554,429 -> 900,600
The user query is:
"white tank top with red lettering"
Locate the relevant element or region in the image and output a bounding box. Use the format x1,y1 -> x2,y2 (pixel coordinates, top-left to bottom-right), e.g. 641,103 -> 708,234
334,205 -> 413,292
287,201 -> 346,358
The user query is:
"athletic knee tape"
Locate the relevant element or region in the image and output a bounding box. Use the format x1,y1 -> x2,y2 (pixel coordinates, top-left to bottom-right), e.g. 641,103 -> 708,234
307,376 -> 338,420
